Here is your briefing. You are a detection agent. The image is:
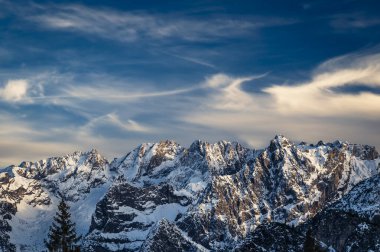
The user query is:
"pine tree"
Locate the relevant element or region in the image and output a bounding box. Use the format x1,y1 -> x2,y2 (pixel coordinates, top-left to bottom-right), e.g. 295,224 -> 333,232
44,198 -> 82,252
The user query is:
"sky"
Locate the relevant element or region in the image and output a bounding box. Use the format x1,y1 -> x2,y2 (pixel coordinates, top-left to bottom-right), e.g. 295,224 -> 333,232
0,0 -> 380,166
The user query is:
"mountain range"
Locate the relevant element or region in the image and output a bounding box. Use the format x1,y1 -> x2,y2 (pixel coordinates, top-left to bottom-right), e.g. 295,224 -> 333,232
0,135 -> 379,252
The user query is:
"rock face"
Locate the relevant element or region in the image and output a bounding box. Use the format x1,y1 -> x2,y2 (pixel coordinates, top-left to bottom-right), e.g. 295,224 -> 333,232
84,182 -> 191,251
0,136 -> 379,251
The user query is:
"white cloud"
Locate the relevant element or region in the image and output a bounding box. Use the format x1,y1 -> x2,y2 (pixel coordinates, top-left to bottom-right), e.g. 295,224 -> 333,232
263,52 -> 380,117
205,74 -> 233,88
0,79 -> 29,102
204,73 -> 267,110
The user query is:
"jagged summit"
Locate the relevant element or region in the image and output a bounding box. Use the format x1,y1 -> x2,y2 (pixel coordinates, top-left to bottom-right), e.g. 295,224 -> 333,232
268,134 -> 291,151
0,137 -> 379,251
273,134 -> 289,142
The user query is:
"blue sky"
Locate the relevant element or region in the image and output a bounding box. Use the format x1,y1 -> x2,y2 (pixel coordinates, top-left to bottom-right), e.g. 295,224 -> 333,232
1,0 -> 380,166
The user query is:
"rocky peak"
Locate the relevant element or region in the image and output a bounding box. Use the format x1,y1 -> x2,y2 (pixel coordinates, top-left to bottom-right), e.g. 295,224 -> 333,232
268,135 -> 291,152
109,140 -> 187,184
316,140 -> 325,147
185,139 -> 255,176
149,140 -> 183,164
189,139 -> 242,156
188,139 -> 209,156
85,148 -> 103,160
136,140 -> 181,157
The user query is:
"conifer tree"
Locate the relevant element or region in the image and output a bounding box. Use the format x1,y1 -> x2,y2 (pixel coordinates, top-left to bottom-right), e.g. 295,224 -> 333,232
44,198 -> 82,252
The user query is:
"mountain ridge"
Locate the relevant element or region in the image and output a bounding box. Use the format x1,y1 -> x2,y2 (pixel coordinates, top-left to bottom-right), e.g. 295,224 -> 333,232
0,135 -> 379,251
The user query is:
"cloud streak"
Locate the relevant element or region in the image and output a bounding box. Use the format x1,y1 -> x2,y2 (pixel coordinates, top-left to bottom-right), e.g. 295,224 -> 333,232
13,83 -> 201,104
162,51 -> 217,69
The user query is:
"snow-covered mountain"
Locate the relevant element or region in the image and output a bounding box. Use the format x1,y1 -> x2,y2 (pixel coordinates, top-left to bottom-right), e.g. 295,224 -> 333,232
0,136 -> 379,251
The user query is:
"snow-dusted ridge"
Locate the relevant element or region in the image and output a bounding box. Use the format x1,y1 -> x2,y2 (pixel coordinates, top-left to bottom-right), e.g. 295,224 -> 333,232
0,136 -> 379,251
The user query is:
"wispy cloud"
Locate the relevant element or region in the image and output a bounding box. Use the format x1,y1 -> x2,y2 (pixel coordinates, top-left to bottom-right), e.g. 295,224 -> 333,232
162,51 -> 217,69
23,4 -> 296,43
0,69 -> 202,107
16,83 -> 201,106
81,113 -> 153,134
62,84 -> 200,100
